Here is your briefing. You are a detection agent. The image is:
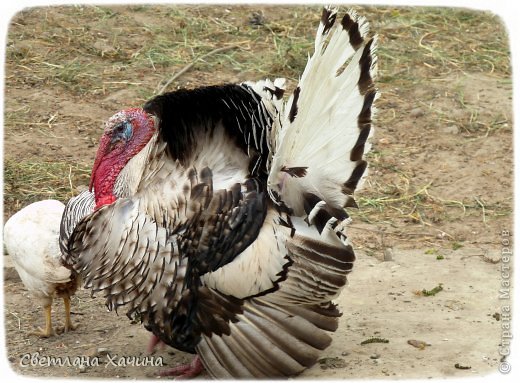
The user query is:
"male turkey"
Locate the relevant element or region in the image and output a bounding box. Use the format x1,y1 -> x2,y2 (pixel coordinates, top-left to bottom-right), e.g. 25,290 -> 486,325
61,7 -> 377,378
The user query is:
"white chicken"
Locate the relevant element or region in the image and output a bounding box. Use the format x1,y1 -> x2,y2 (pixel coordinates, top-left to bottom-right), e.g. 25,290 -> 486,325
3,200 -> 80,337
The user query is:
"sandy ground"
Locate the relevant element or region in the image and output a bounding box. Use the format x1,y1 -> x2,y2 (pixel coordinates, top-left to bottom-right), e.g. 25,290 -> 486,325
4,244 -> 508,379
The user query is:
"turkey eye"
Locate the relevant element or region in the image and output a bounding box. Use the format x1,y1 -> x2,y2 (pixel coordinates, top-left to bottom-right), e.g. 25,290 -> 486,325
113,121 -> 133,141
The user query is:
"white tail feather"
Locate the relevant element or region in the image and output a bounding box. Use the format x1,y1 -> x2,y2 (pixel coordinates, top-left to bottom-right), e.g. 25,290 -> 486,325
268,7 -> 378,215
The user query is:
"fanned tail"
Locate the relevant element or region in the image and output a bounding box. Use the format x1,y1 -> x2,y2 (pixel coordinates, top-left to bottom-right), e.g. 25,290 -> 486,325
268,6 -> 378,216
196,298 -> 340,378
196,191 -> 356,378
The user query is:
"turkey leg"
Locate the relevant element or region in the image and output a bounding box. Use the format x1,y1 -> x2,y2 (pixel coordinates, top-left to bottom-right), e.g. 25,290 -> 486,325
157,355 -> 204,379
147,335 -> 204,379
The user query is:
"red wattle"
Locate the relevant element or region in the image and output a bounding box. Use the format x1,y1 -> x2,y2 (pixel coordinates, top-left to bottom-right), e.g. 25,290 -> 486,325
89,135 -> 111,192
95,194 -> 117,210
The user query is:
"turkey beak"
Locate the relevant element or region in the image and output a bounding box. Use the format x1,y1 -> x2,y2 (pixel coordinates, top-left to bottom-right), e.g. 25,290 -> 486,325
89,134 -> 111,192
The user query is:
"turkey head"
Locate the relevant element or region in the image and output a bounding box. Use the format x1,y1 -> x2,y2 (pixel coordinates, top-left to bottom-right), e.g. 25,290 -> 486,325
89,108 -> 156,208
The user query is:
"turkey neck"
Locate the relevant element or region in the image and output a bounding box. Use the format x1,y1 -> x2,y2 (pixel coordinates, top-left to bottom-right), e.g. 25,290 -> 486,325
112,132 -> 159,199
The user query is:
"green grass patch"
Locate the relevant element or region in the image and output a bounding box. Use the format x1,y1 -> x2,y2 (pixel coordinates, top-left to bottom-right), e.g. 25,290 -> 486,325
420,284 -> 444,297
451,242 -> 464,250
3,160 -> 91,214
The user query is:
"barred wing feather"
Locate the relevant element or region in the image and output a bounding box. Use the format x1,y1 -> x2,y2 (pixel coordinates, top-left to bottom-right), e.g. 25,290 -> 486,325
65,166 -> 267,352
59,190 -> 95,263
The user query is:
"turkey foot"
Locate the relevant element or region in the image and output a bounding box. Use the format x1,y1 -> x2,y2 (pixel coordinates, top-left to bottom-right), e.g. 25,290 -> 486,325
158,356 -> 204,379
147,334 -> 165,354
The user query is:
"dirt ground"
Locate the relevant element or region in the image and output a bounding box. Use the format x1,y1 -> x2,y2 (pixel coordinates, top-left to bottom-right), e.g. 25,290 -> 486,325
2,4 -> 513,380
3,246 -> 508,379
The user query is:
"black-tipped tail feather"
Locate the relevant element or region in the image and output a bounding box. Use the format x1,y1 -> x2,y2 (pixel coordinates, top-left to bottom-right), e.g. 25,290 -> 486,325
268,7 -> 378,216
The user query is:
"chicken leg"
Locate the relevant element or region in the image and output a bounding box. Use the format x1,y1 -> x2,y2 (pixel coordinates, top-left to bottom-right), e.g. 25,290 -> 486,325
56,295 -> 78,334
30,304 -> 55,337
63,295 -> 78,332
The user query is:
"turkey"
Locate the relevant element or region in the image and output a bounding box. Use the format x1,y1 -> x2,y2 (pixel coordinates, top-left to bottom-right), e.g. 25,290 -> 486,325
61,6 -> 377,378
3,196 -> 92,337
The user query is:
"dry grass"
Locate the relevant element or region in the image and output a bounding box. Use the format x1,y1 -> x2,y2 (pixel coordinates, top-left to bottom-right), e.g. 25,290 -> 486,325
6,5 -> 321,99
7,6 -> 509,95
3,160 -> 90,217
355,151 -> 511,225
348,6 -> 512,234
370,7 -> 510,83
